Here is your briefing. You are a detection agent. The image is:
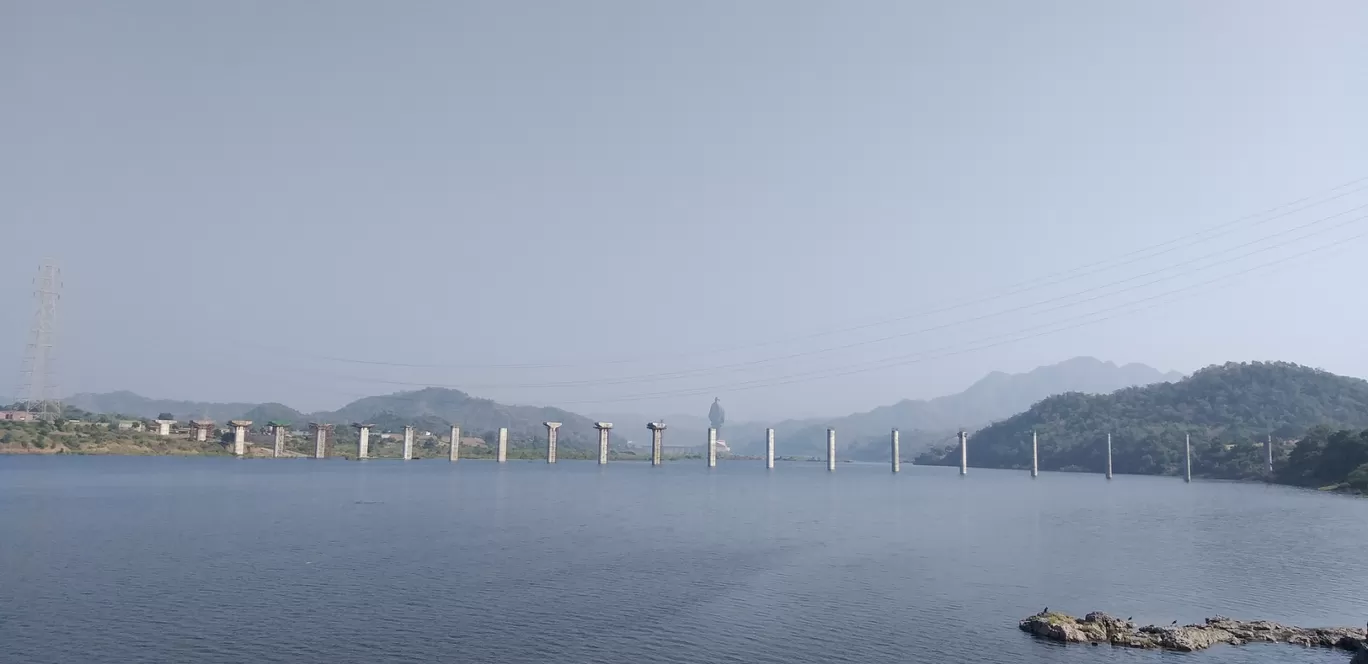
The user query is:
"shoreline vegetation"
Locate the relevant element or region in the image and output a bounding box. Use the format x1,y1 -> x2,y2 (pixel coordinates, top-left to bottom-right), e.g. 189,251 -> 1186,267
911,362 -> 1368,495
0,417 -> 1364,495
917,425 -> 1367,496
0,418 -> 710,461
0,408 -> 821,462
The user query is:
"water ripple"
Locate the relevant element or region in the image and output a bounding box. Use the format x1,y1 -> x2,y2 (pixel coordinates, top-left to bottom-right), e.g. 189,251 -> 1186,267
0,457 -> 1363,663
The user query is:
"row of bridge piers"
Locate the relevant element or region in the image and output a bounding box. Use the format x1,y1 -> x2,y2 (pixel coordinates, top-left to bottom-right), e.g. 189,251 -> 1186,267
223,420 -> 1255,480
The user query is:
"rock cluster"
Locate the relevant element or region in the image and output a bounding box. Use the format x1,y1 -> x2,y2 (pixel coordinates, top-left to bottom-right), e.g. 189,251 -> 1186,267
1020,611 -> 1367,655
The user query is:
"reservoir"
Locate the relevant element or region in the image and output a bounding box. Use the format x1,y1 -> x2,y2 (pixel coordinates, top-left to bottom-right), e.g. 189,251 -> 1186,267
1,456 -> 1363,663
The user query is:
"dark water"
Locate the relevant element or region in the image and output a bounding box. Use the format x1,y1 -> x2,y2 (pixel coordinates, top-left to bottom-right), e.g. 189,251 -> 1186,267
2,457 -> 1364,664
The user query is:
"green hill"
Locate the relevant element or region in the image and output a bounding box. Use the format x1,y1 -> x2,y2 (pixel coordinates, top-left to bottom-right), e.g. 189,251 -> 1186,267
240,402 -> 308,426
59,387 -> 606,450
915,361 -> 1368,480
779,357 -> 1180,458
321,387 -> 601,449
1277,426 -> 1368,492
64,391 -> 260,422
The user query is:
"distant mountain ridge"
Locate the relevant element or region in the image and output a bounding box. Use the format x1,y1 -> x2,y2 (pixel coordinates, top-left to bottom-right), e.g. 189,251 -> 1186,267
772,357 -> 1183,457
325,387 -> 604,447
65,391 -> 261,423
66,387 -> 606,449
65,357 -> 1181,455
915,361 -> 1368,479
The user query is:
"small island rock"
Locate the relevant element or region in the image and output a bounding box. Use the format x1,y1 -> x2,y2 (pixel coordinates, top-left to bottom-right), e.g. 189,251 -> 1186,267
1020,611 -> 1365,655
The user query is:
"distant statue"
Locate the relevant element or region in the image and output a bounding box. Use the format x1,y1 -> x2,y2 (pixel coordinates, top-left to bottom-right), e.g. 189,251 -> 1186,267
708,397 -> 725,431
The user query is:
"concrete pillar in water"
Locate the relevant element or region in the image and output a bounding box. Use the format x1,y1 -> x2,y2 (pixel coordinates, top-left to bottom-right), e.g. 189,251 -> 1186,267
310,423 -> 330,460
1184,433 -> 1192,483
1265,434 -> 1273,475
706,428 -> 717,468
543,422 -> 559,464
765,428 -> 775,469
354,424 -> 371,460
403,425 -> 414,461
273,425 -> 287,458
595,423 -> 612,465
1106,433 -> 1113,480
826,428 -> 836,472
230,420 -> 252,457
959,430 -> 968,476
648,422 -> 665,466
1031,431 -> 1038,478
449,425 -> 461,462
891,428 -> 901,473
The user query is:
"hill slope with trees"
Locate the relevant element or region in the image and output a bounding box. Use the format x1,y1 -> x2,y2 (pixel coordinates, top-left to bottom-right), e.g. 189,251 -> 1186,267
60,387 -> 610,451
915,361 -> 1368,481
321,387 -> 602,449
793,357 -> 1182,459
64,391 -> 261,422
1276,426 -> 1368,493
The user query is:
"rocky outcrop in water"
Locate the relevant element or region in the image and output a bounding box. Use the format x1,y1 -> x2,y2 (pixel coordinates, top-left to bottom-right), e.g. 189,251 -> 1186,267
1020,611 -> 1366,655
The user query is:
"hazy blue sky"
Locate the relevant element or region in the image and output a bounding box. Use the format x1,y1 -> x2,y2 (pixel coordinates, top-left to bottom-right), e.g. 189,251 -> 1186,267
3,1 -> 1367,420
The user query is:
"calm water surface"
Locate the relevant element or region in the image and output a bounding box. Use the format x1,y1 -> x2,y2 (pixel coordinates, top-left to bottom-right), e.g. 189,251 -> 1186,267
2,457 -> 1365,663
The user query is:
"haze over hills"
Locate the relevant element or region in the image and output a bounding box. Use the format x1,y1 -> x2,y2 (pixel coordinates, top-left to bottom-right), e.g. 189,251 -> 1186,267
916,361 -> 1368,478
587,411 -> 811,454
66,387 -> 606,448
64,357 -> 1185,455
766,357 -> 1183,457
324,387 -> 604,447
64,391 -> 261,423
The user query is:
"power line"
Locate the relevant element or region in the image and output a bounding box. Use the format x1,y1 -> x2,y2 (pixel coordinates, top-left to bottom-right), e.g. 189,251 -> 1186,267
274,208 -> 1368,391
544,228 -> 1368,404
243,176 -> 1368,370
258,226 -> 1365,407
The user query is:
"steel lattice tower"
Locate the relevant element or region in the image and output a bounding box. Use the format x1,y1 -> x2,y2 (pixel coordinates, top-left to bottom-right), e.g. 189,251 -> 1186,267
15,259 -> 62,420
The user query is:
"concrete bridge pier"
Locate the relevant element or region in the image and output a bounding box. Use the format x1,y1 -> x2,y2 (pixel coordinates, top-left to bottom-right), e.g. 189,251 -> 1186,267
272,424 -> 287,458
497,427 -> 508,463
354,424 -> 372,460
648,422 -> 665,466
826,428 -> 836,472
403,426 -> 414,461
310,423 -> 330,459
449,425 -> 461,462
959,431 -> 968,476
544,422 -> 560,463
230,420 -> 252,457
766,428 -> 775,469
595,423 -> 612,465
155,419 -> 174,436
706,428 -> 718,468
1106,433 -> 1113,480
1184,434 -> 1192,483
192,420 -> 214,443
1031,431 -> 1038,478
891,428 -> 900,473
1265,434 -> 1273,475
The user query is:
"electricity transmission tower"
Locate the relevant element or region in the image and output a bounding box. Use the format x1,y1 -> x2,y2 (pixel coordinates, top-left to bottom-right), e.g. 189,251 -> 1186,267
15,259 -> 62,420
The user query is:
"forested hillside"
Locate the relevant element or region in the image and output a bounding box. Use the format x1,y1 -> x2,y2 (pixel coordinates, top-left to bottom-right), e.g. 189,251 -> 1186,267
916,362 -> 1368,480
781,357 -> 1180,457
60,387 -> 605,450
1277,426 -> 1368,492
323,388 -> 602,448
